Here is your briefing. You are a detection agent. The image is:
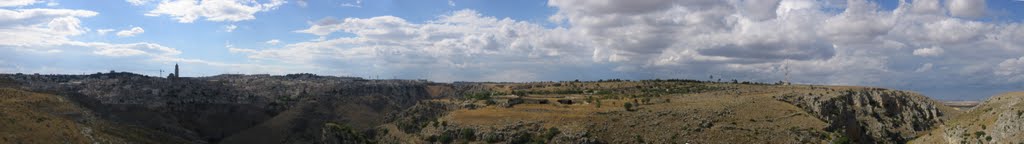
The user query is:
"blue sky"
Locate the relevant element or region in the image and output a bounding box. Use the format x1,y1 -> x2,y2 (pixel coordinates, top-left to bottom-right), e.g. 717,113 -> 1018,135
2,0 -> 1024,100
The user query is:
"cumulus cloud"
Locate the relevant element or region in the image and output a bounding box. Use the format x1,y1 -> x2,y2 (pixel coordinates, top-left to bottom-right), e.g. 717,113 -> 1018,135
116,27 -> 145,37
909,0 -> 943,14
0,0 -> 39,7
913,46 -> 944,57
947,0 -> 986,18
239,9 -> 588,81
0,9 -> 97,47
996,57 -> 1024,82
146,0 -> 287,23
0,5 -> 186,71
231,0 -> 1024,90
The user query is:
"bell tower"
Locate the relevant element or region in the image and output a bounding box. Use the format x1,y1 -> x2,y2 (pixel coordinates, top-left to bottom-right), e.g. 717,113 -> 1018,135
174,63 -> 179,78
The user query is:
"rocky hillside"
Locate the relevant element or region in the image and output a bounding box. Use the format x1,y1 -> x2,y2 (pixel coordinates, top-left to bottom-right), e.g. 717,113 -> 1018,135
775,88 -> 958,143
1,73 -> 445,143
912,92 -> 1024,144
3,73 -> 1013,143
376,82 -> 961,143
0,88 -> 190,143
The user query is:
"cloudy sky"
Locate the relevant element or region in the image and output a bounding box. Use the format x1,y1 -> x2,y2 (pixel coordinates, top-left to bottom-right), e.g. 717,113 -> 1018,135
2,0 -> 1024,100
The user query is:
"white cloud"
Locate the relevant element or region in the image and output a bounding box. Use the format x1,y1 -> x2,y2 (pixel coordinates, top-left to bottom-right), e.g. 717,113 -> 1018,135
915,63 -> 934,73
0,0 -> 39,7
913,46 -> 944,57
340,0 -> 362,8
126,0 -> 150,6
996,57 -> 1024,82
96,29 -> 114,35
146,0 -> 287,23
947,0 -> 986,18
0,9 -> 97,47
116,27 -> 145,37
0,6 -> 182,61
448,0 -> 455,6
909,0 -> 943,14
241,9 -> 588,81
265,39 -> 280,45
83,42 -> 180,57
224,24 -> 237,32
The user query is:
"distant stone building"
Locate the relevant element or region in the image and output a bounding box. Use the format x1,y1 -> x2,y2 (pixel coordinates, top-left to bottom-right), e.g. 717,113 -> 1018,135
167,63 -> 180,79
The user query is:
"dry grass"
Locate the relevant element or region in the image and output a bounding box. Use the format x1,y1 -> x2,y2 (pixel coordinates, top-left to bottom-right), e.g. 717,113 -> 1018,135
435,83 -> 863,143
0,88 -> 190,144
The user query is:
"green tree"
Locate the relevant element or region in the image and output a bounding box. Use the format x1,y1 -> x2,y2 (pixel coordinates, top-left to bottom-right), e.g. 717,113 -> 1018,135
624,102 -> 633,111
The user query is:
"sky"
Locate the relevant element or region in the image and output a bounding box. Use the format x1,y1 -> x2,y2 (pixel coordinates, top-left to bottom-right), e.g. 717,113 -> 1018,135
1,0 -> 1024,100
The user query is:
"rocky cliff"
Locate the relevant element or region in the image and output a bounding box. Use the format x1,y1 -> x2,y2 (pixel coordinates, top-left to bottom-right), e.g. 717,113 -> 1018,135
912,92 -> 1024,144
775,88 -> 957,143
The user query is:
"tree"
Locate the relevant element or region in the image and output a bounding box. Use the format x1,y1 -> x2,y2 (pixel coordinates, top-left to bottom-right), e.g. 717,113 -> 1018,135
624,102 -> 633,111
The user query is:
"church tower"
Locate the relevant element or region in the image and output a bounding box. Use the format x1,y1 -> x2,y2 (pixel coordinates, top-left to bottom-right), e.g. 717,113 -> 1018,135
174,63 -> 180,78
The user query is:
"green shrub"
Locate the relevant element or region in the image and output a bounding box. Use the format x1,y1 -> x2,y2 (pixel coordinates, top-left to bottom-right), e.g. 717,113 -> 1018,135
483,133 -> 501,143
543,127 -> 561,140
624,102 -> 633,111
460,128 -> 476,141
832,135 -> 851,144
439,133 -> 454,144
426,135 -> 438,142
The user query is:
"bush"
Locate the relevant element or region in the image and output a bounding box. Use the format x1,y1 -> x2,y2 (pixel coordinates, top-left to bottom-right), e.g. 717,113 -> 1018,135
832,135 -> 851,144
543,127 -> 561,140
436,133 -> 452,144
483,133 -> 502,143
624,102 -> 633,111
426,135 -> 438,142
484,99 -> 497,106
460,128 -> 476,141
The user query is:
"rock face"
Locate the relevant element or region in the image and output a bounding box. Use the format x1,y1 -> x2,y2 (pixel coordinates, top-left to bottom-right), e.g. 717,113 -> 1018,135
776,88 -> 954,143
912,92 -> 1024,144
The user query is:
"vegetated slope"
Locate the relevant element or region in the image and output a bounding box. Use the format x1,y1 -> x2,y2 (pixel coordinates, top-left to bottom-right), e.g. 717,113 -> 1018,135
0,88 -> 189,144
1,73 -> 445,143
912,92 -> 1024,144
377,81 -> 959,143
0,73 -> 970,143
217,80 -> 440,144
